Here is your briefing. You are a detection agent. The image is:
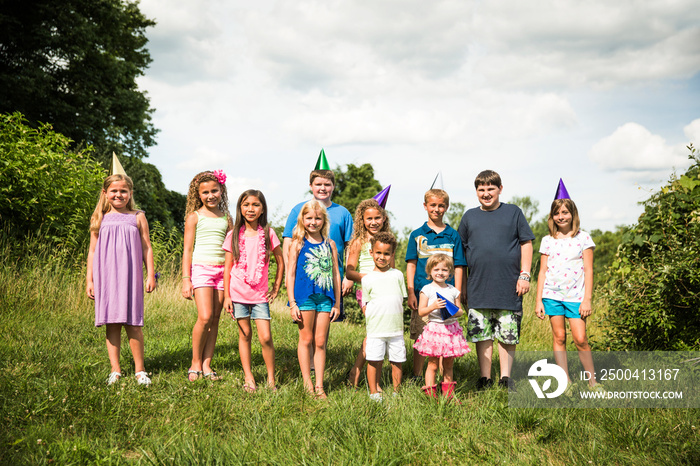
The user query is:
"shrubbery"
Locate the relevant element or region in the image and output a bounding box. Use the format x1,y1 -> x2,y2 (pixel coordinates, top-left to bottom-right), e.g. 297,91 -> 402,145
602,145 -> 700,350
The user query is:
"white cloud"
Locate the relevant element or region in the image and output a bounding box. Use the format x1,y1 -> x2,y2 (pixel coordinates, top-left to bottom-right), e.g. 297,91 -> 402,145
588,122 -> 692,180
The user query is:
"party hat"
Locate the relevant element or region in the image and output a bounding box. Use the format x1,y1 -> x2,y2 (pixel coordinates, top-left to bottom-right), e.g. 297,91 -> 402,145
315,148 -> 330,170
373,185 -> 391,208
554,178 -> 571,200
430,171 -> 443,190
436,292 -> 460,320
111,152 -> 127,176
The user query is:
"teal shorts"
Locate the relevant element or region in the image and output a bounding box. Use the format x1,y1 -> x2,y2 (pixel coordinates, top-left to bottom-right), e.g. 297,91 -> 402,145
543,298 -> 582,319
298,294 -> 333,313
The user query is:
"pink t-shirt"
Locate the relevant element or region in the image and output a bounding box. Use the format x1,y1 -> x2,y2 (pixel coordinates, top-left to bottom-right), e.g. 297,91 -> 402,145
223,228 -> 280,304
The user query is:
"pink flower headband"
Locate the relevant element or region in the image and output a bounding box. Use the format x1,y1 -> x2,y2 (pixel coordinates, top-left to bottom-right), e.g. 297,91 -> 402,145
212,170 -> 226,185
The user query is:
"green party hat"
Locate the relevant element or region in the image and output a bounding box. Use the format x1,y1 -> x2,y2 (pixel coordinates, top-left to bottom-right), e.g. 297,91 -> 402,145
315,148 -> 330,170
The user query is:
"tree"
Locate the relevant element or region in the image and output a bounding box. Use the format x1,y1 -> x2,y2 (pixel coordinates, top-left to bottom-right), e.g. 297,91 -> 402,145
331,163 -> 383,216
0,0 -> 157,159
509,195 -> 540,224
445,201 -> 466,229
602,145 -> 700,350
0,113 -> 105,248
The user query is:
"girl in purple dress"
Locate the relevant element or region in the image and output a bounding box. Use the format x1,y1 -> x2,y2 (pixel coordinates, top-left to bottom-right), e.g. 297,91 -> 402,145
86,174 -> 156,386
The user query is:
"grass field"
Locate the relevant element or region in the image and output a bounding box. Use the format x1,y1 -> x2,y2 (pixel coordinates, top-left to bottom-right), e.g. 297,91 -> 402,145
1,252 -> 698,465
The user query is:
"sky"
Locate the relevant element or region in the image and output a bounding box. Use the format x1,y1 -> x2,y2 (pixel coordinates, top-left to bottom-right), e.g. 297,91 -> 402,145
135,0 -> 700,233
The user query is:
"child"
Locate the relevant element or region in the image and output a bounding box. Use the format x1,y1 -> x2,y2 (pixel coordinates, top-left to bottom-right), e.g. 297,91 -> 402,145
535,180 -> 602,391
86,174 -> 156,385
457,170 -> 534,391
405,189 -> 467,382
361,232 -> 407,401
223,189 -> 284,392
286,200 -> 342,398
414,254 -> 470,400
181,170 -> 231,381
345,199 -> 393,387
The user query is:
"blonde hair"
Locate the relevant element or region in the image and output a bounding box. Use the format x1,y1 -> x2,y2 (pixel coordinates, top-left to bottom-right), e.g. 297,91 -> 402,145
89,174 -> 136,233
230,189 -> 272,264
425,253 -> 454,280
547,198 -> 581,237
291,200 -> 329,246
424,189 -> 449,207
184,171 -> 233,230
350,199 -> 390,245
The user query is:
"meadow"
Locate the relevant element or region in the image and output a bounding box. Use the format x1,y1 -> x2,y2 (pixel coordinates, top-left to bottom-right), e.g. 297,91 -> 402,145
1,243 -> 698,465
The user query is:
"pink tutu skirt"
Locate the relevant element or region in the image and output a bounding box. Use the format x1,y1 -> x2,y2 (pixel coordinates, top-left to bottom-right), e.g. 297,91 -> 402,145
413,321 -> 471,358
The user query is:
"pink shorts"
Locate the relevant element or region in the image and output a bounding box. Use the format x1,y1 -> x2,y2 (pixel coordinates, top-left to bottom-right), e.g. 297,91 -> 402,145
191,264 -> 225,290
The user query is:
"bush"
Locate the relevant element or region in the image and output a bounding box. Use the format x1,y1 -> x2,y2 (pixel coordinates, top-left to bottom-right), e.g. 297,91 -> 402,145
0,112 -> 105,250
602,144 -> 700,350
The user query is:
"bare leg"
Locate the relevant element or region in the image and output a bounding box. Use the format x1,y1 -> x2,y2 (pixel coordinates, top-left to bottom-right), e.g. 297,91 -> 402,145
390,361 -> 402,391
238,317 -> 255,389
190,287 -> 217,378
497,342 -> 516,379
201,289 -> 224,374
255,319 -> 276,388
412,348 -> 426,377
475,340 -> 493,378
124,325 -> 145,373
569,318 -> 598,386
549,315 -> 571,382
425,357 -> 439,387
367,360 -> 382,395
442,357 -> 454,383
348,337 -> 367,386
105,324 -> 122,373
297,310 -> 317,394
312,312 -> 332,398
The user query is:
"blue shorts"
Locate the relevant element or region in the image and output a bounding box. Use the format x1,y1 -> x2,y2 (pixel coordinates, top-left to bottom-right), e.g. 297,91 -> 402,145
233,302 -> 271,320
297,294 -> 333,313
543,298 -> 582,319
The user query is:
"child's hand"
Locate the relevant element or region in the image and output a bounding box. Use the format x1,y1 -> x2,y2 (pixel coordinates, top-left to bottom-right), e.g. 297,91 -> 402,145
266,287 -> 279,303
181,278 -> 194,300
579,299 -> 592,318
516,278 -> 530,296
433,298 -> 446,310
407,293 -> 418,311
330,306 -> 340,322
223,298 -> 235,320
534,301 -> 545,320
146,276 -> 156,293
86,282 -> 95,300
341,278 -> 354,296
290,303 -> 301,322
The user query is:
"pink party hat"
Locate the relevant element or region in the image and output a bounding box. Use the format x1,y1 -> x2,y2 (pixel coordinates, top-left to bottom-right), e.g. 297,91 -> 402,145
554,178 -> 571,200
373,185 -> 391,208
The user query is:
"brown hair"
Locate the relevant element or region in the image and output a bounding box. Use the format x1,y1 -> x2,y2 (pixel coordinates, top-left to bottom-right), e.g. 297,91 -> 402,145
425,253 -> 454,280
370,231 -> 397,253
229,189 -> 272,264
184,171 -> 233,230
424,189 -> 450,207
89,174 -> 136,233
474,170 -> 502,189
547,198 -> 581,237
350,199 -> 391,245
309,169 -> 335,186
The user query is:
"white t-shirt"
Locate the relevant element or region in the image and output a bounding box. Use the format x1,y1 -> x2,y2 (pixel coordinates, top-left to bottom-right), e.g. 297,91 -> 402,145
420,282 -> 461,325
361,268 -> 407,337
540,231 -> 595,302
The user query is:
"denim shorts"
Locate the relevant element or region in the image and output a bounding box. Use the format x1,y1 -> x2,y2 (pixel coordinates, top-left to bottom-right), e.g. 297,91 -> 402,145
543,298 -> 582,319
233,302 -> 271,320
191,264 -> 225,290
297,294 -> 333,313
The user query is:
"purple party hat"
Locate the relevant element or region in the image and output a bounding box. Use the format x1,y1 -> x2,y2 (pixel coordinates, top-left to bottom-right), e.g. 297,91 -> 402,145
373,185 -> 391,208
436,292 -> 460,320
554,178 -> 571,200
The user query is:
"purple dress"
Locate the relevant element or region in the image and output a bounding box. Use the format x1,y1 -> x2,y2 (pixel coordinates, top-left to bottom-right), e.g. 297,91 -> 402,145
94,212 -> 144,327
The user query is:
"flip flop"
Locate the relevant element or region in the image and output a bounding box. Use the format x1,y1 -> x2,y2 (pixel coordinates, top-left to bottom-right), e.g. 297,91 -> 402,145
203,371 -> 221,381
187,369 -> 202,382
107,372 -> 121,385
243,383 -> 257,393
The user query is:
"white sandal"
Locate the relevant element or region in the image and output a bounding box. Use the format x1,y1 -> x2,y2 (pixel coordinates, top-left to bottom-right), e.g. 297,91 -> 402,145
135,371 -> 151,386
107,372 -> 121,385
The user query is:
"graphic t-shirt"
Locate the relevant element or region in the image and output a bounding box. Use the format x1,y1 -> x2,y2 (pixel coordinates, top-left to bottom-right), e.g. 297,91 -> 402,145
540,231 -> 595,303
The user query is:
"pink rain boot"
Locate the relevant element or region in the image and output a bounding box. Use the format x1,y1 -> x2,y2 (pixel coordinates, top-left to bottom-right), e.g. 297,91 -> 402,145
422,385 -> 438,399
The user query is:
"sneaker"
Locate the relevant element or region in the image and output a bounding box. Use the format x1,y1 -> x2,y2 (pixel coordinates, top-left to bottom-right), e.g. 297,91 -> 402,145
369,393 -> 383,402
135,371 -> 151,386
476,377 -> 493,391
498,376 -> 516,392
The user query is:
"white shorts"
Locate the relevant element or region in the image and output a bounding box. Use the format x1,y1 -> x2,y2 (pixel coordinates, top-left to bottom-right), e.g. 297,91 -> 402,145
366,335 -> 406,363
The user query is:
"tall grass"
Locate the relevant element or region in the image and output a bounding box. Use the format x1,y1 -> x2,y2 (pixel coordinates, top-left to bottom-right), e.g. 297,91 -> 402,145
0,237 -> 697,465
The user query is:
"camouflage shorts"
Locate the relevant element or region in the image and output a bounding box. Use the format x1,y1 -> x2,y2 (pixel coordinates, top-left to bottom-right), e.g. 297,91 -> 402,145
467,309 -> 521,345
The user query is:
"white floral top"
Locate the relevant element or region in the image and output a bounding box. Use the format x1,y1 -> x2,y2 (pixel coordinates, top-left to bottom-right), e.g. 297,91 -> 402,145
540,231 -> 595,302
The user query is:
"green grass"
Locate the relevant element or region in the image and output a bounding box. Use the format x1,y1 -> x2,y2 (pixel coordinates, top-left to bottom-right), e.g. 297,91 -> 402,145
1,253 -> 698,465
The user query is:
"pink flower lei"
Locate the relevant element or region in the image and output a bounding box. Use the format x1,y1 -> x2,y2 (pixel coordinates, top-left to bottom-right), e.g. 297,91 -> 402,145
237,225 -> 266,286
212,169 -> 226,185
